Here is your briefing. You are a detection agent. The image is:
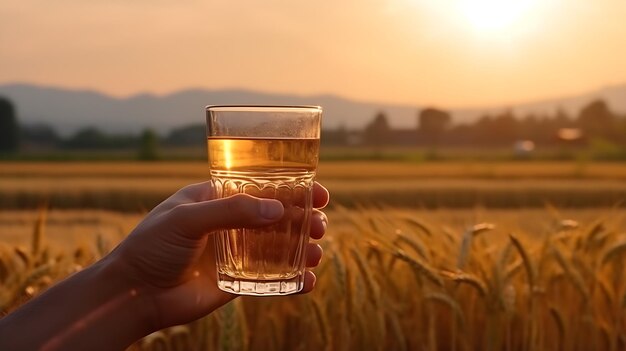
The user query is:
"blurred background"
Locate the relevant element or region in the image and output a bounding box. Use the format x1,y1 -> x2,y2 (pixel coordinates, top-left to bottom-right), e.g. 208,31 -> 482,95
1,1 -> 626,350
1,0 -> 626,159
1,0 -> 626,209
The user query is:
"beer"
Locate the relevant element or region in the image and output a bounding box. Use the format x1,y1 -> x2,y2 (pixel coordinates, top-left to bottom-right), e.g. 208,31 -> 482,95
207,137 -> 320,294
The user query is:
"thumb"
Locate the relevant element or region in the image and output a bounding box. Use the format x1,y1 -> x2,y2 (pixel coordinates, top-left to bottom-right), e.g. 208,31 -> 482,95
167,193 -> 284,239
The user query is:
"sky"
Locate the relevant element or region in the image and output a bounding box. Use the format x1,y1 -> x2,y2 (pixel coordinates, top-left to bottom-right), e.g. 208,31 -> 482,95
1,0 -> 625,108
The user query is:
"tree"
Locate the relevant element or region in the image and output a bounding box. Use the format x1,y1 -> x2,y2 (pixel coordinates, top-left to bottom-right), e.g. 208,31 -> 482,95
577,99 -> 616,139
418,108 -> 451,146
490,110 -> 518,145
321,124 -> 349,146
363,112 -> 391,146
138,129 -> 160,161
63,127 -> 108,149
0,96 -> 19,152
21,123 -> 61,147
166,124 -> 205,146
64,127 -> 138,149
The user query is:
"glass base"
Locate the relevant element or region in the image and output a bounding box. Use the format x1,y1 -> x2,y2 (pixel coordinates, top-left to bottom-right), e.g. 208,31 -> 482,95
217,272 -> 305,296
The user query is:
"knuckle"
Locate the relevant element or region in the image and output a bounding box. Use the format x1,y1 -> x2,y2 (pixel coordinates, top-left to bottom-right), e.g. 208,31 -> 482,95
169,203 -> 189,218
226,194 -> 255,216
175,184 -> 195,197
175,181 -> 214,201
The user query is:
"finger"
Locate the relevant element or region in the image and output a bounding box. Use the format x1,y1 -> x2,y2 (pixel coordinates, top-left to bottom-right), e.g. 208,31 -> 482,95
305,243 -> 323,267
300,271 -> 317,294
309,210 -> 327,240
168,193 -> 284,239
291,182 -> 329,208
313,182 -> 330,209
153,181 -> 216,213
177,181 -> 217,202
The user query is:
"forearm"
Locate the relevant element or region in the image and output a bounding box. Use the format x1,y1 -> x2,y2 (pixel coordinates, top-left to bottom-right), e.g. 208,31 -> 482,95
0,257 -> 154,351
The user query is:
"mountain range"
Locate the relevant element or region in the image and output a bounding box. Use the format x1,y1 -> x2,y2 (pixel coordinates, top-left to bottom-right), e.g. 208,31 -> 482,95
0,82 -> 625,136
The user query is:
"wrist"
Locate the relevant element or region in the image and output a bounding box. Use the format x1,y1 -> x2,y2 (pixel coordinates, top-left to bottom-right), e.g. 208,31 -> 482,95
92,254 -> 159,342
0,255 -> 158,351
40,257 -> 154,350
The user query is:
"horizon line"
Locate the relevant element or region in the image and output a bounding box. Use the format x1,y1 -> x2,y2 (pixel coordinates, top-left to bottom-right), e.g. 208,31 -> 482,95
0,80 -> 625,113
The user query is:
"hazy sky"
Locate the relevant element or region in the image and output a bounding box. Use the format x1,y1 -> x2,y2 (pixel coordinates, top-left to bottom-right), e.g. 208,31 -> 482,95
1,0 -> 625,107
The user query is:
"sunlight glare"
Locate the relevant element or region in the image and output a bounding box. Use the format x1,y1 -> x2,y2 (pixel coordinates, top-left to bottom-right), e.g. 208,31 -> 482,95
223,139 -> 233,170
459,0 -> 539,33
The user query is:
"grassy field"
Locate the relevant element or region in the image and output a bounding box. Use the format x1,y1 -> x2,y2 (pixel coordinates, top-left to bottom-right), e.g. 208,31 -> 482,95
1,160 -> 626,350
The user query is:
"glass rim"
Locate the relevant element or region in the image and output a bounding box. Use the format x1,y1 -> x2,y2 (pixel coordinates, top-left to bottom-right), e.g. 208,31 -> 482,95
206,104 -> 322,112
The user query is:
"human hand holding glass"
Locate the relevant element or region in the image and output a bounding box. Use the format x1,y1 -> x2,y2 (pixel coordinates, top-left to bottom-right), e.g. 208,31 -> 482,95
115,180 -> 330,327
0,181 -> 329,350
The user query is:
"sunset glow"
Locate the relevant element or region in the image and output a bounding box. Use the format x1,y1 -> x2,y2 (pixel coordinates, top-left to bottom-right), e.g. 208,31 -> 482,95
458,0 -> 540,33
0,0 -> 625,107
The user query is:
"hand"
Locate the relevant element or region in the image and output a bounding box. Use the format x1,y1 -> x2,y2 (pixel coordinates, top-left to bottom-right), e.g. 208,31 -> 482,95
109,181 -> 330,331
0,181 -> 329,351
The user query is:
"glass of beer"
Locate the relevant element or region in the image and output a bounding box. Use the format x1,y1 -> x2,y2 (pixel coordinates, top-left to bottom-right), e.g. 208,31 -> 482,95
206,105 -> 322,296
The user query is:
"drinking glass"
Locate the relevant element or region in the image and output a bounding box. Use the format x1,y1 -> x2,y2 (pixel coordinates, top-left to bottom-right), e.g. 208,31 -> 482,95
206,105 -> 322,295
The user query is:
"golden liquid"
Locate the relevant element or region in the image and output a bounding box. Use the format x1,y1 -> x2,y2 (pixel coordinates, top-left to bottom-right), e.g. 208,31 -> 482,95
207,138 -> 320,284
207,138 -> 319,172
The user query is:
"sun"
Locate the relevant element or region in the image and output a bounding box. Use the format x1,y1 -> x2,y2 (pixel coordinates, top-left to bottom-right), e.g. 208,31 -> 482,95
458,0 -> 540,34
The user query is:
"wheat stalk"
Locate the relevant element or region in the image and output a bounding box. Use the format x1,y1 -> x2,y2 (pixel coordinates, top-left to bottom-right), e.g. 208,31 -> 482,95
167,325 -> 193,351
217,301 -> 243,351
14,263 -> 53,297
458,223 -> 495,269
394,232 -> 430,261
311,298 -> 331,350
549,305 -> 565,351
402,216 -> 433,237
31,205 -> 47,257
425,292 -> 466,330
0,250 -> 11,284
332,251 -> 347,297
386,310 -> 407,351
96,232 -> 109,258
599,239 -> 626,267
14,246 -> 30,268
552,243 -> 591,302
558,219 -> 580,231
393,249 -> 443,287
509,233 -> 537,291
366,239 -> 387,273
510,232 -> 541,351
266,315 -> 281,351
587,222 -> 606,241
596,274 -> 616,307
141,331 -> 170,351
350,247 -> 381,307
441,270 -> 487,297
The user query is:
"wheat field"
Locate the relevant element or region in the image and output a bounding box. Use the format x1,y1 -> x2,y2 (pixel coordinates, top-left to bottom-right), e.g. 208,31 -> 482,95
3,161 -> 626,210
1,161 -> 626,350
1,205 -> 625,351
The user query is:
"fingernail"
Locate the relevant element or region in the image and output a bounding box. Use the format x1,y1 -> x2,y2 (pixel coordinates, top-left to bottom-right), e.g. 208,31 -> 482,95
259,200 -> 283,220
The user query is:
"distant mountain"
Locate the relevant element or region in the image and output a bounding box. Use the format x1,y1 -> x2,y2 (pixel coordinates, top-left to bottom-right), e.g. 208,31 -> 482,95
0,83 -> 420,136
0,83 -> 625,136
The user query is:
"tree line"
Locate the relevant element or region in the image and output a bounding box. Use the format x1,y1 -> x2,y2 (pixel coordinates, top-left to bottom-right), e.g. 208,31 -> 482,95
324,99 -> 626,148
1,95 -> 625,156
